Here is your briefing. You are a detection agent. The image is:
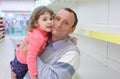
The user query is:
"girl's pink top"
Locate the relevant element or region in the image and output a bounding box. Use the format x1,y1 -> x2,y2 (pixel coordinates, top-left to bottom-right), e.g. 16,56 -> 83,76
16,27 -> 49,77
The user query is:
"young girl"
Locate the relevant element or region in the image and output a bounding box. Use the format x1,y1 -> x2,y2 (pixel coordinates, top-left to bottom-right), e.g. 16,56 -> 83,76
10,6 -> 54,79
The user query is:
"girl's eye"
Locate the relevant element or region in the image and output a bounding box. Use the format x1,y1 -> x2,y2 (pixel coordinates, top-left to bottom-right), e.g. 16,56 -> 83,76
43,19 -> 47,21
50,18 -> 53,20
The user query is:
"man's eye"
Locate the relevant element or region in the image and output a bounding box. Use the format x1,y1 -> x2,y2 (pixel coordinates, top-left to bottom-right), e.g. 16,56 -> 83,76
64,22 -> 68,25
55,17 -> 60,20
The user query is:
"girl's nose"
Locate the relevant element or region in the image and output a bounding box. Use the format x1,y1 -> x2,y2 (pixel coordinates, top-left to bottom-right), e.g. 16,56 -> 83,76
48,20 -> 52,23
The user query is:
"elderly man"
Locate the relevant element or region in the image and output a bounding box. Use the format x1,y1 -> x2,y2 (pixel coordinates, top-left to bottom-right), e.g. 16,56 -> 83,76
12,7 -> 80,79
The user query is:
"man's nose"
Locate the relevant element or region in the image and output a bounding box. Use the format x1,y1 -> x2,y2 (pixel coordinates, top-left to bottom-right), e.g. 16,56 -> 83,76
57,21 -> 62,28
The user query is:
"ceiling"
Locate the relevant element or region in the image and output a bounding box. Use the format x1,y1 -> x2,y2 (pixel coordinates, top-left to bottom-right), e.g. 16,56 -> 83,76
48,0 -> 81,11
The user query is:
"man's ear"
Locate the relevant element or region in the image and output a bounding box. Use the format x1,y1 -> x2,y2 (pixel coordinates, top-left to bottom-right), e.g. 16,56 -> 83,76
71,26 -> 76,33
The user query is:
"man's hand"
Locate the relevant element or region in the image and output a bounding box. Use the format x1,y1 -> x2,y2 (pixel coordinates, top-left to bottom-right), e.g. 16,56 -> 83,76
21,40 -> 29,55
69,36 -> 77,45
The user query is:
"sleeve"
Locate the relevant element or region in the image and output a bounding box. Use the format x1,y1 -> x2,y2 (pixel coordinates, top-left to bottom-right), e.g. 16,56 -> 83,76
24,50 -> 80,79
27,34 -> 44,77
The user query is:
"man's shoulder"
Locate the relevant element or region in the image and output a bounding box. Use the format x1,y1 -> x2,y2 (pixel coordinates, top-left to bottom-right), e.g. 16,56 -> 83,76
65,39 -> 79,50
57,39 -> 80,56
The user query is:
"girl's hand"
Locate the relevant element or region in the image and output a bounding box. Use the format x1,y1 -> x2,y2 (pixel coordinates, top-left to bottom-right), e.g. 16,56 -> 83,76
11,71 -> 17,79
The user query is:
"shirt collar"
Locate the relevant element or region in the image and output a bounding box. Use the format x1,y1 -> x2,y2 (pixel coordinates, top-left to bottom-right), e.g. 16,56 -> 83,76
48,38 -> 67,50
36,27 -> 49,36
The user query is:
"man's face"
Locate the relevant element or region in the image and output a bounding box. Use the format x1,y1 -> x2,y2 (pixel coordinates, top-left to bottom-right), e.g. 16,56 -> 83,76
52,9 -> 75,40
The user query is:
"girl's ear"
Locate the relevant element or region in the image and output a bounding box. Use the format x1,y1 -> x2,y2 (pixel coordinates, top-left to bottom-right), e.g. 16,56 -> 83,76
34,21 -> 38,26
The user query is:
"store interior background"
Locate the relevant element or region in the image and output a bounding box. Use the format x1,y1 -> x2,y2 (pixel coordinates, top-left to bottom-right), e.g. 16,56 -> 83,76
0,0 -> 120,79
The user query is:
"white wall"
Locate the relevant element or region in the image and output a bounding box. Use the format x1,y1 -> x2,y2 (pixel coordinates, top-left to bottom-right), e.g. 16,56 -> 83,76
74,0 -> 120,72
109,0 -> 120,34
75,0 -> 120,34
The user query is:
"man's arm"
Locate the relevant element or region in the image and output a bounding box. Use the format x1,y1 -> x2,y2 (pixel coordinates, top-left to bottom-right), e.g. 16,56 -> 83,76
24,50 -> 80,79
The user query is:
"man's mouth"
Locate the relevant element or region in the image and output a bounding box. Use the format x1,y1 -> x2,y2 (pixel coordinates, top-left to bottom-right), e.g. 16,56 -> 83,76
53,27 -> 61,31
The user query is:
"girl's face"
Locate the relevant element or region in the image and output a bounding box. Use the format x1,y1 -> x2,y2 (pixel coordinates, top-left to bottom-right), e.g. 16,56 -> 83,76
36,12 -> 53,32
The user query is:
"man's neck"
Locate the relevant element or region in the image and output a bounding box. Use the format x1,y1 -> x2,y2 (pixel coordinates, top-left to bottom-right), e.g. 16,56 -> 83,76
51,36 -> 68,43
50,36 -> 59,43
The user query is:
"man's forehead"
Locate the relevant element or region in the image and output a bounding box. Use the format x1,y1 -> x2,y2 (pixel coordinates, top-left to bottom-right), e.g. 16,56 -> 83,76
56,9 -> 71,18
56,9 -> 66,14
56,9 -> 75,20
56,9 -> 75,26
